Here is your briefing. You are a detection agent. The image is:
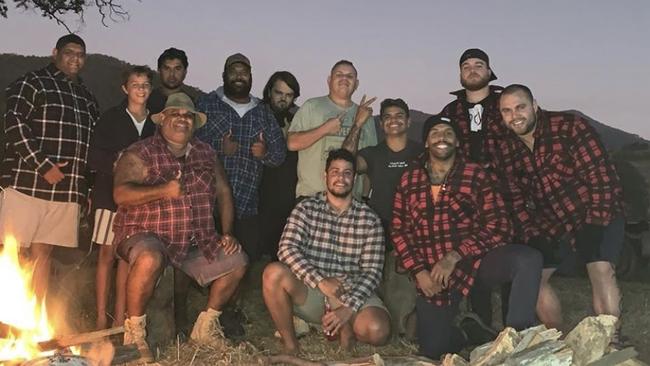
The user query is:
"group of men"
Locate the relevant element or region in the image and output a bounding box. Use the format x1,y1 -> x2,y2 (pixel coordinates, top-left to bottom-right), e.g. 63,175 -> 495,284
0,34 -> 625,362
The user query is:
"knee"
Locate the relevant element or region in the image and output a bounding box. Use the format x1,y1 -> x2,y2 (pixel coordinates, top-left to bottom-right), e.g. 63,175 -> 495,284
31,243 -> 54,257
262,262 -> 289,289
363,320 -> 390,346
231,265 -> 247,282
588,261 -> 616,279
132,249 -> 164,273
355,310 -> 391,346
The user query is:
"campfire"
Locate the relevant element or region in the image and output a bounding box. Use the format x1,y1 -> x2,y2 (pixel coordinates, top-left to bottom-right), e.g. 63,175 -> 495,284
0,235 -> 57,363
0,237 -> 136,366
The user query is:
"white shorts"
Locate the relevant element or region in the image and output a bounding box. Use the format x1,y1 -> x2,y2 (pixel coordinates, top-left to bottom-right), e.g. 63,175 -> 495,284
0,188 -> 80,248
92,209 -> 116,245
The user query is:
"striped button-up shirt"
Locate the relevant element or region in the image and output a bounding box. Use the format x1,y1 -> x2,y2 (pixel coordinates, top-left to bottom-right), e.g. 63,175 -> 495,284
196,90 -> 285,218
278,193 -> 384,312
2,63 -> 99,204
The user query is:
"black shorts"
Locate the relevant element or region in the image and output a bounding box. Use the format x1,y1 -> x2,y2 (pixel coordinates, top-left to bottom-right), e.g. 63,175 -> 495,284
543,216 -> 624,271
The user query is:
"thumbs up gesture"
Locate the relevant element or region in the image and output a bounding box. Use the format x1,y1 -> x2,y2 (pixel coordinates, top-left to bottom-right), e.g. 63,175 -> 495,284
222,129 -> 239,156
251,131 -> 267,159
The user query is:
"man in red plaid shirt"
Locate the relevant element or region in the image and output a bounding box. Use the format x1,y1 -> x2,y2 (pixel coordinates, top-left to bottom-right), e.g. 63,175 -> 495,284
391,116 -> 542,359
112,93 -> 248,361
496,84 -> 624,334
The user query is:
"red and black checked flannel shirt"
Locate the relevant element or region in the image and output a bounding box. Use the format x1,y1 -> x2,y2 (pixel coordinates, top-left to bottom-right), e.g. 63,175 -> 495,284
493,110 -> 624,244
391,155 -> 512,306
113,132 -> 223,266
2,63 -> 99,204
439,86 -> 508,167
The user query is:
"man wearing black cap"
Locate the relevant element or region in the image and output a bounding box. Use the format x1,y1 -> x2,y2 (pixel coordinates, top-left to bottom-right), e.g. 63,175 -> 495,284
439,48 -> 513,328
439,48 -> 507,167
196,53 -> 286,263
391,115 -> 541,360
195,54 -> 286,338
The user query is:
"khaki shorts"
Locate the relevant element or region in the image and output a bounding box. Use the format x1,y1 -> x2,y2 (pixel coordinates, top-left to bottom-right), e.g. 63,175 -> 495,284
117,232 -> 248,287
0,188 -> 80,248
92,209 -> 116,245
294,285 -> 388,324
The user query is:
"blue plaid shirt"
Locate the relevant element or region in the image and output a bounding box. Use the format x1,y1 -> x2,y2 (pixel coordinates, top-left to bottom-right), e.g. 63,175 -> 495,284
196,90 -> 286,218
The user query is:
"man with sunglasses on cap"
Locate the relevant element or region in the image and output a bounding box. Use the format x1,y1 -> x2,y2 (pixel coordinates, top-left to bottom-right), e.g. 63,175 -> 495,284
391,116 -> 541,360
112,93 -> 248,361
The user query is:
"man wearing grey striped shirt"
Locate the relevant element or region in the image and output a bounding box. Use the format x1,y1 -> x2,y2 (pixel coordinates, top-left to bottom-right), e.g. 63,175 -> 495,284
263,149 -> 390,354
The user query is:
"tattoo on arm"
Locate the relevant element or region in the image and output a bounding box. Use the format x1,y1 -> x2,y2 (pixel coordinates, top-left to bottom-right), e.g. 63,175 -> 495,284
114,152 -> 147,187
342,124 -> 363,154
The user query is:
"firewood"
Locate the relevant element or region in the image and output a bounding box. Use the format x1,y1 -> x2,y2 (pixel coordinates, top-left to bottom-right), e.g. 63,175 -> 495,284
471,327 -> 519,366
37,326 -> 125,351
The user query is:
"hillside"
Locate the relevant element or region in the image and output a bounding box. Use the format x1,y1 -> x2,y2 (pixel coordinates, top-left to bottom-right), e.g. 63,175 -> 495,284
0,53 -> 646,152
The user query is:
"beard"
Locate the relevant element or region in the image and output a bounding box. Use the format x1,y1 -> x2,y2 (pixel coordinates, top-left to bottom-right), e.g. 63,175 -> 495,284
223,79 -> 252,100
460,73 -> 490,92
327,184 -> 353,198
428,142 -> 457,161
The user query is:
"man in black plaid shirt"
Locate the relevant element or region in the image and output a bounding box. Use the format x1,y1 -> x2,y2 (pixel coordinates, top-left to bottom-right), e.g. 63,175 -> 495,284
0,34 -> 99,300
262,149 -> 390,354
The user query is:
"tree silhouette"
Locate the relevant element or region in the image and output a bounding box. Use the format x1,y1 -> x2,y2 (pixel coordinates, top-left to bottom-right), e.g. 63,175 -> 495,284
0,0 -> 129,32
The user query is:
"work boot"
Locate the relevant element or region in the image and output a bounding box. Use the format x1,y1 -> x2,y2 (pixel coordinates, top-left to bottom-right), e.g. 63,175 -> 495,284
190,308 -> 225,346
273,316 -> 311,338
123,315 -> 154,363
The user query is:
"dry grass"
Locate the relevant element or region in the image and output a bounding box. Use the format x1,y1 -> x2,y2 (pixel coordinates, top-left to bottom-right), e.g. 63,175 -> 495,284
49,254 -> 650,365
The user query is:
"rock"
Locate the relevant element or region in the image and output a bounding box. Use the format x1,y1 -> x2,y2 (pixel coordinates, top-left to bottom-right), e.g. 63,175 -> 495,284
505,340 -> 572,366
565,315 -> 618,366
471,327 -> 519,366
512,325 -> 563,354
145,266 -> 175,354
441,354 -> 468,366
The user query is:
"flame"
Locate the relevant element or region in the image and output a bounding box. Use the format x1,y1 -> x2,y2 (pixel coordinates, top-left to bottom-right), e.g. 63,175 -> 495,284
0,236 -> 55,362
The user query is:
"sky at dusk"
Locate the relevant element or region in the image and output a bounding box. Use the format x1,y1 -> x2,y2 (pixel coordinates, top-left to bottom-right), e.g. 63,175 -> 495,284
1,1 -> 649,138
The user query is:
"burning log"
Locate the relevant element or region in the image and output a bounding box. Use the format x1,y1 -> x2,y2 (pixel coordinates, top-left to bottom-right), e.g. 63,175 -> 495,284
37,326 -> 124,352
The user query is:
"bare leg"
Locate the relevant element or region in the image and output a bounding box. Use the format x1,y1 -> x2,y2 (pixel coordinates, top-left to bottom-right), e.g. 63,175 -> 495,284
586,261 -> 621,318
95,244 -> 115,329
536,268 -> 562,329
206,266 -> 247,310
113,258 -> 128,326
125,250 -> 164,317
262,262 -> 308,354
352,306 -> 391,346
30,242 -> 53,302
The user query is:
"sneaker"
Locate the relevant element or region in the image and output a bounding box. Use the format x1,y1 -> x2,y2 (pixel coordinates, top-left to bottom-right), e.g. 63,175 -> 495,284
273,316 -> 311,338
190,308 -> 225,346
220,307 -> 246,340
123,315 -> 154,363
459,313 -> 498,346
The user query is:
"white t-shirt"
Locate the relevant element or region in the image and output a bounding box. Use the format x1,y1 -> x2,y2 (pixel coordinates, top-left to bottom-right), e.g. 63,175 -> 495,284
222,95 -> 258,118
125,108 -> 148,136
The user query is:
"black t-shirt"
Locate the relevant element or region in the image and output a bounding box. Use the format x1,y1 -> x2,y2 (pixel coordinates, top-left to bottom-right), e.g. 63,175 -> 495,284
359,139 -> 423,239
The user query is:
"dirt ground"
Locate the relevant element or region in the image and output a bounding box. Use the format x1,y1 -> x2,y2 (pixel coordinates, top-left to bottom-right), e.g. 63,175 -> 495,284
48,253 -> 650,365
